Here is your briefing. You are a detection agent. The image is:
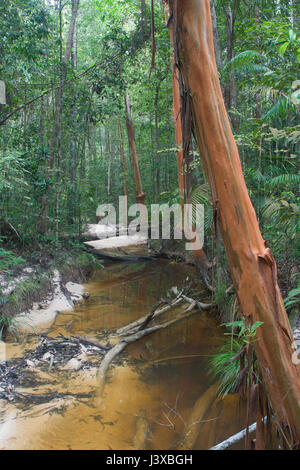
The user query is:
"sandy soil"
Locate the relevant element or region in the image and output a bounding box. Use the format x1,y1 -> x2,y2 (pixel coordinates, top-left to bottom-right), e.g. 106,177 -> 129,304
13,270 -> 85,335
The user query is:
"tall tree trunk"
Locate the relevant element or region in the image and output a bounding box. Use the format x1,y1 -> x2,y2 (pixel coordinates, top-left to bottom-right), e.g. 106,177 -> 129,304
69,9 -> 78,226
140,0 -> 147,37
125,91 -> 145,205
41,0 -> 80,234
154,83 -> 160,200
170,0 -> 300,445
224,4 -> 238,130
166,3 -> 212,290
106,128 -> 111,198
209,0 -> 223,71
254,5 -> 262,120
118,115 -> 128,226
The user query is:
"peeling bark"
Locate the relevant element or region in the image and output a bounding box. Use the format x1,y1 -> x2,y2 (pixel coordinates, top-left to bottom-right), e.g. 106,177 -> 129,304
168,0 -> 300,444
166,3 -> 212,290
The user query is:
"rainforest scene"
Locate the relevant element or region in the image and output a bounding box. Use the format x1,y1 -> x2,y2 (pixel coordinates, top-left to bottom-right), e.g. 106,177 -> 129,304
0,0 -> 299,453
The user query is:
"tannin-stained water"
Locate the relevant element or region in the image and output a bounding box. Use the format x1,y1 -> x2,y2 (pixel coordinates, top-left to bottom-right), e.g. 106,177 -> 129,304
0,260 -> 247,450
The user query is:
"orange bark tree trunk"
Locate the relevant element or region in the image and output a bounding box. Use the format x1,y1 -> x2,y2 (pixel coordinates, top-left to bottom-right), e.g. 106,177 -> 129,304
168,0 -> 300,444
166,4 -> 212,290
125,91 -> 145,205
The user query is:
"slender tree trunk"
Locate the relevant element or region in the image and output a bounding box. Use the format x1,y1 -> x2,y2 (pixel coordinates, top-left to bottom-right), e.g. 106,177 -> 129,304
170,0 -> 300,445
106,128 -> 111,198
224,4 -> 238,130
254,5 -> 262,120
118,115 -> 129,226
125,91 -> 145,205
154,83 -> 160,199
210,0 -> 223,71
69,10 -> 78,226
41,0 -> 80,234
140,0 -> 147,37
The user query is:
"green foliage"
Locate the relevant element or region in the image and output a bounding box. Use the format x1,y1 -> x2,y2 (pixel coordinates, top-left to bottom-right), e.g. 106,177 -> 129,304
284,285 -> 300,311
0,0 -> 298,306
209,319 -> 263,397
0,313 -> 20,340
0,247 -> 25,271
224,320 -> 264,345
209,338 -> 243,396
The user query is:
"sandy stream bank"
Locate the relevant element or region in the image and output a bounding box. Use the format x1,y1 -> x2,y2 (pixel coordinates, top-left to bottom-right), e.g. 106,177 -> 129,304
13,269 -> 86,335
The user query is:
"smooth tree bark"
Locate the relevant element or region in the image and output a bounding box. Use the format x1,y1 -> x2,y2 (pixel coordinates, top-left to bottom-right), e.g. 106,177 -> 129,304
166,3 -> 212,289
224,3 -> 238,130
125,91 -> 145,205
168,0 -> 300,445
209,0 -> 223,71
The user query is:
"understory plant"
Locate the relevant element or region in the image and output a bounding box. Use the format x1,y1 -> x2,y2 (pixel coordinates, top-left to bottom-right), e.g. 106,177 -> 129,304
209,319 -> 263,397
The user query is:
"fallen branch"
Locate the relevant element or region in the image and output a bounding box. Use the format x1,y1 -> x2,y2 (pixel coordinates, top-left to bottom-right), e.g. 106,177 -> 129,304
96,307 -> 204,398
72,335 -> 111,351
116,296 -> 183,336
117,291 -> 213,337
209,417 -> 267,450
96,324 -> 163,397
181,294 -> 215,311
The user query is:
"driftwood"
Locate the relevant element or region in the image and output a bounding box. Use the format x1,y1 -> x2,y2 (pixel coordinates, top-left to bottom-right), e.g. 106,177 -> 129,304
96,302 -> 211,398
117,290 -> 214,337
116,297 -> 183,336
209,417 -> 267,450
181,294 -> 215,311
96,324 -> 164,397
72,335 -> 110,351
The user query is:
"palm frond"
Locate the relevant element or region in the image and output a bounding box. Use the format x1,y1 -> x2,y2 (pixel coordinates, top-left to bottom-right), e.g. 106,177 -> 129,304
224,50 -> 262,71
270,174 -> 300,187
263,96 -> 296,121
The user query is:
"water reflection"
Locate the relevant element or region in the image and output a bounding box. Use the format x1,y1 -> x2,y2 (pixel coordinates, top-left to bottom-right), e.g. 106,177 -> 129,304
0,260 -> 247,449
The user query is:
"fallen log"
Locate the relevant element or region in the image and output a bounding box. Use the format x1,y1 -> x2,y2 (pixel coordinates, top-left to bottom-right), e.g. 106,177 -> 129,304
209,417 -> 267,450
96,324 -> 163,397
84,245 -> 156,262
181,294 -> 215,311
116,297 -> 183,336
116,292 -> 214,337
96,307 -> 207,399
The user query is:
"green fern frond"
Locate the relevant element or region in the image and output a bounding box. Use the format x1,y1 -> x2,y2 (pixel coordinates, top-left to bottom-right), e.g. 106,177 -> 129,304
263,96 -> 295,121
270,174 -> 300,187
224,50 -> 262,71
190,183 -> 212,206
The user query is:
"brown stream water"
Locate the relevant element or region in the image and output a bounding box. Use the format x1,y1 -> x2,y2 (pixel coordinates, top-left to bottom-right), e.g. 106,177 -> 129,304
0,260 -> 247,450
